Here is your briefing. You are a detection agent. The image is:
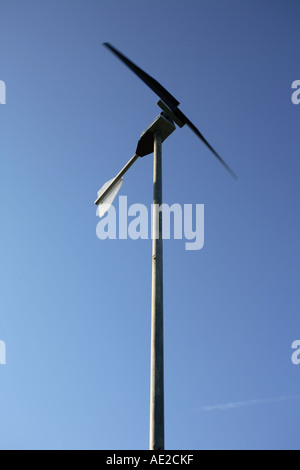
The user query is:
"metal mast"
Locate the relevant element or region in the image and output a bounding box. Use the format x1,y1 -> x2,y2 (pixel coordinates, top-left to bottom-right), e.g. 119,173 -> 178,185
149,131 -> 164,450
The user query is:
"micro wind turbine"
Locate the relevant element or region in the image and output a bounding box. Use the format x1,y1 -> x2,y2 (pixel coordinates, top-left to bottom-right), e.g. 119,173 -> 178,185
95,43 -> 236,451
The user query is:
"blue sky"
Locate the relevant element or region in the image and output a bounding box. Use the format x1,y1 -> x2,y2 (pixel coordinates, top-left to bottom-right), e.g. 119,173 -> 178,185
0,0 -> 300,450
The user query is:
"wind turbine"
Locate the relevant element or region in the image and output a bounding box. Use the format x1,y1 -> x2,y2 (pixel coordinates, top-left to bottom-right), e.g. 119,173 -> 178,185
95,43 -> 236,450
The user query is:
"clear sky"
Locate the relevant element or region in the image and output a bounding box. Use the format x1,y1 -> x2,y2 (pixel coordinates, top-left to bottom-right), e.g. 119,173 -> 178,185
0,0 -> 300,450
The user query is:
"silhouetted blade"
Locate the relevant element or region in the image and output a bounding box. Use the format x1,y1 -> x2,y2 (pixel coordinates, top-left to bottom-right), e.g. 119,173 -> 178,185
104,43 -> 237,179
103,42 -> 180,111
174,108 -> 237,179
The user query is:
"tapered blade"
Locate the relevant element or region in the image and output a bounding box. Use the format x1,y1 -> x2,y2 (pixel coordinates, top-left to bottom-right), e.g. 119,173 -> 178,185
174,109 -> 237,179
103,42 -> 180,111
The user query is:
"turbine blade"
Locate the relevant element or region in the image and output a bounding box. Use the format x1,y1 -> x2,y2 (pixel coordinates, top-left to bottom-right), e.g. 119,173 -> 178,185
103,42 -> 180,111
103,43 -> 237,179
174,108 -> 237,179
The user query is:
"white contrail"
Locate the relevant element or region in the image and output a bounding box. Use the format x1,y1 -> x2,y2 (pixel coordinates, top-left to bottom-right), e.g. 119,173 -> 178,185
199,395 -> 300,412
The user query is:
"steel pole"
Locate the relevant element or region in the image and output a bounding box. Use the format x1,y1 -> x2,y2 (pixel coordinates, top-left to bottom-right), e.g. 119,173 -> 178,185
149,131 -> 164,450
